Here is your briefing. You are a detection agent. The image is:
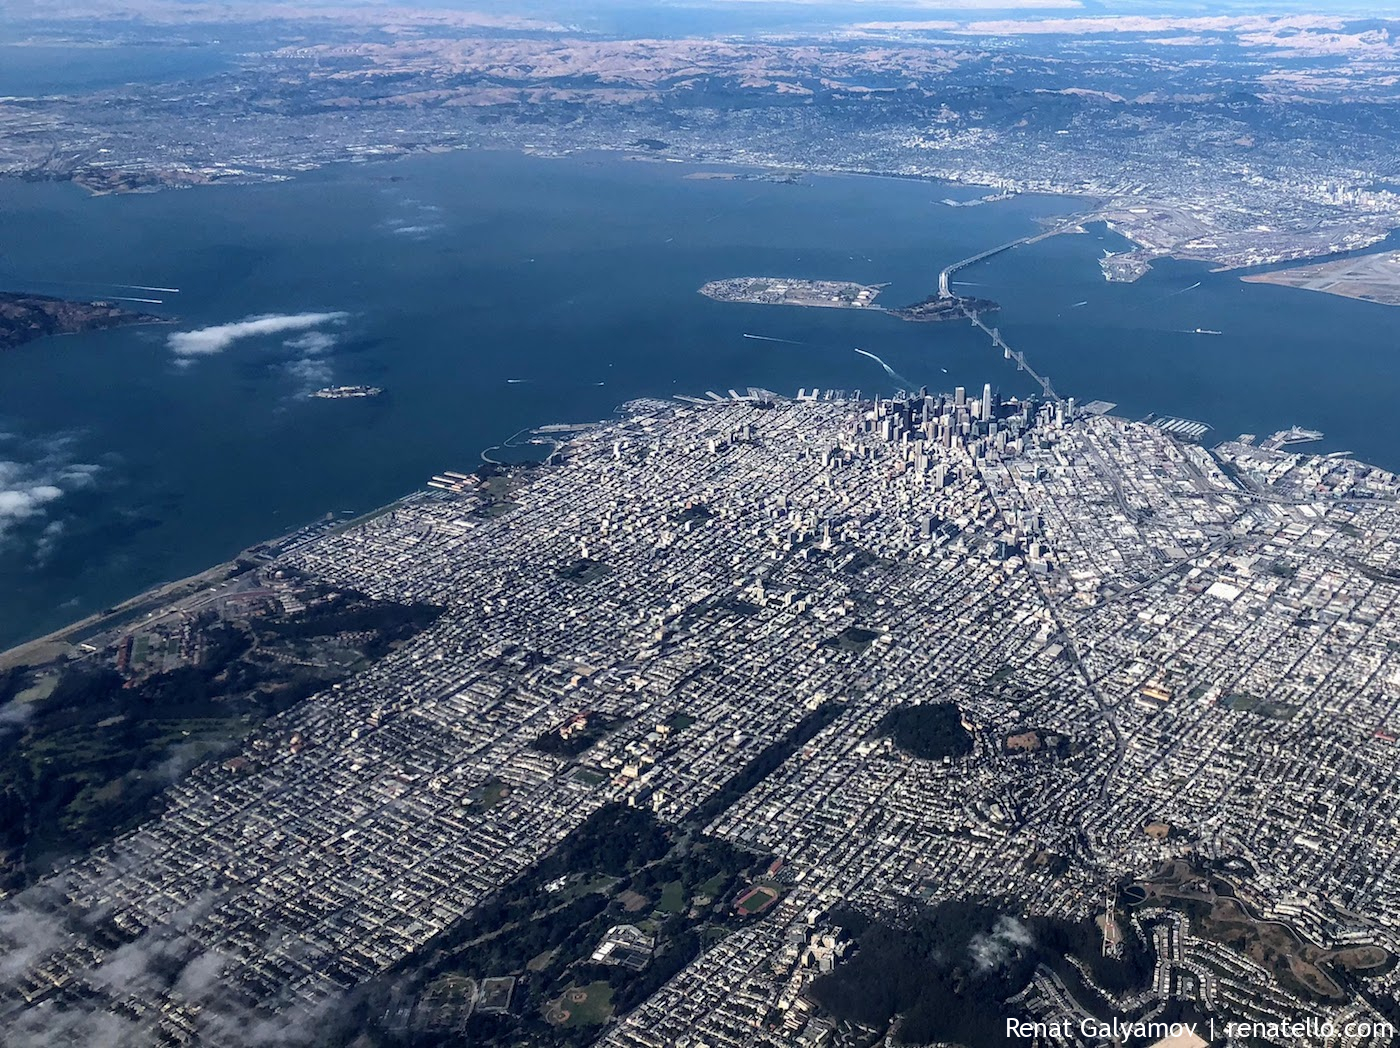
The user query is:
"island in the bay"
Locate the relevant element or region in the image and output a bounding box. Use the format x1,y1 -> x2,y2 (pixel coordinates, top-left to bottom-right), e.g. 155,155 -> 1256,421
890,292 -> 999,322
700,276 -> 887,310
701,277 -> 997,321
310,384 -> 384,399
0,291 -> 167,350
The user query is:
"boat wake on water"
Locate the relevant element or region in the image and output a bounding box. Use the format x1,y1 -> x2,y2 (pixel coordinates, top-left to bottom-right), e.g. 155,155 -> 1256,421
743,333 -> 804,345
854,347 -> 915,388
24,278 -> 181,299
1155,280 -> 1202,303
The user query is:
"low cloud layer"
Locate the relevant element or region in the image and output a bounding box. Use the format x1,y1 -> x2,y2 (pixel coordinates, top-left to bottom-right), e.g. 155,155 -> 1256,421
167,312 -> 348,357
0,448 -> 100,557
0,887 -> 336,1047
0,480 -> 61,529
381,195 -> 445,241
969,915 -> 1035,972
283,329 -> 339,392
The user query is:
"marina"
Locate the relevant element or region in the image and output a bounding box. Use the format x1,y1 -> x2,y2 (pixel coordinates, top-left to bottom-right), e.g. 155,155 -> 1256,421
1148,414 -> 1212,441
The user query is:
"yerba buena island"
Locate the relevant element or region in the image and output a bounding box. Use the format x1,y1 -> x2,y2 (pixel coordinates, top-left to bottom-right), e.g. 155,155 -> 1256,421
4,378 -> 1400,1046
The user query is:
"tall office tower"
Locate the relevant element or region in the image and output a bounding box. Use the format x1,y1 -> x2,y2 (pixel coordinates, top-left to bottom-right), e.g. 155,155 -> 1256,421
955,386 -> 966,407
981,383 -> 993,420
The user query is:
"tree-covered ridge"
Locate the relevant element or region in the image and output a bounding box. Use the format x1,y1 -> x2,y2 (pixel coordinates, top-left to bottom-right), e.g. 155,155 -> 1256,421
0,591 -> 441,890
812,899 -> 1154,1047
879,702 -> 974,760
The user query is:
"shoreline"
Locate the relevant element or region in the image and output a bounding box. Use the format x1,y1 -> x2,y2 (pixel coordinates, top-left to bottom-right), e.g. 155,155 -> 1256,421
0,147 -> 1388,659
3,378 -> 1371,669
0,557 -> 248,672
0,516 -> 329,671
12,142 -> 1388,285
0,290 -> 175,352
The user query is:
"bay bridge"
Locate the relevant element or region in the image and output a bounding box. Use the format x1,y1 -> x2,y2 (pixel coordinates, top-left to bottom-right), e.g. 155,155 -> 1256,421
937,221 -> 1080,298
963,309 -> 1059,402
936,220 -> 1083,402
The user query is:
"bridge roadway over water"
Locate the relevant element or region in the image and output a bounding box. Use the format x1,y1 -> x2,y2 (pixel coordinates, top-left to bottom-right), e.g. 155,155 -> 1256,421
963,309 -> 1059,401
936,221 -> 1082,402
937,222 -> 1078,298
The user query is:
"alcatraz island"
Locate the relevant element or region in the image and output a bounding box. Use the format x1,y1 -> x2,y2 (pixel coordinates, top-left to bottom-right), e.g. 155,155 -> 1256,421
700,276 -> 995,321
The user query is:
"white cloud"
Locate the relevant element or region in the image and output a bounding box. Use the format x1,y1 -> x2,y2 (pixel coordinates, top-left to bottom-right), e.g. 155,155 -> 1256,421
284,331 -> 336,355
283,330 -> 339,392
287,358 -> 334,389
853,12 -> 1379,35
969,915 -> 1035,972
0,701 -> 32,741
0,482 -> 63,531
0,442 -> 102,555
34,519 -> 66,564
167,312 -> 348,358
57,462 -> 101,487
0,907 -> 66,983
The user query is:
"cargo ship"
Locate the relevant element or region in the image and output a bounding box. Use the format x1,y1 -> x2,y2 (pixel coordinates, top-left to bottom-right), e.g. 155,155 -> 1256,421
310,385 -> 383,399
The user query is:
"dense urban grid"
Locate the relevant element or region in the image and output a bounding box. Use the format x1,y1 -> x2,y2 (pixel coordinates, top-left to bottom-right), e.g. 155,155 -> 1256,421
2,385 -> 1399,1044
6,6 -> 1400,1043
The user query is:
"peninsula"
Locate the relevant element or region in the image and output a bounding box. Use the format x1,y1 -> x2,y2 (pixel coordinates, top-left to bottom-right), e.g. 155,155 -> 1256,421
1241,250 -> 1400,305
0,291 -> 166,351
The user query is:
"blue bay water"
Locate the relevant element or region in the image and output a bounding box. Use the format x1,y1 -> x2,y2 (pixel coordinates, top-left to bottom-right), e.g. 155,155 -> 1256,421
0,149 -> 1395,649
0,44 -> 230,95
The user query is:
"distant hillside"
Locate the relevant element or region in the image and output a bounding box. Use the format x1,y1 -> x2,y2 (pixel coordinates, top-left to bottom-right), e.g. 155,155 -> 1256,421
0,291 -> 166,350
